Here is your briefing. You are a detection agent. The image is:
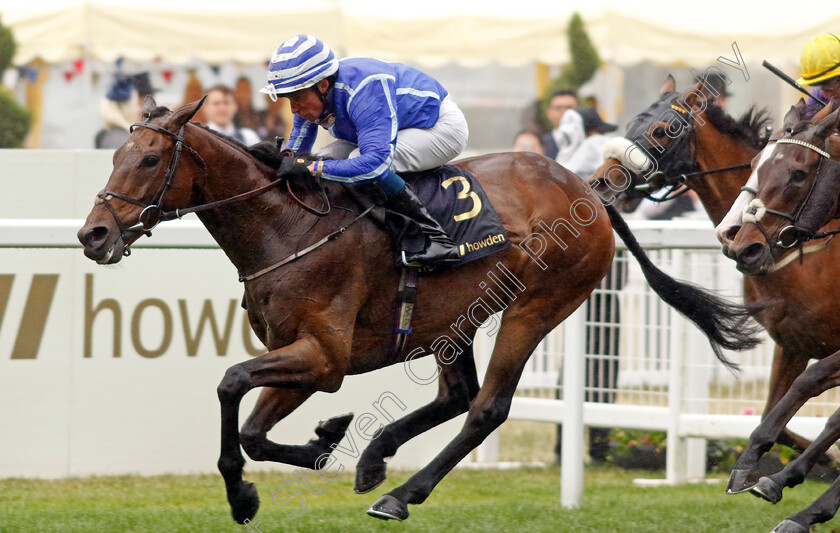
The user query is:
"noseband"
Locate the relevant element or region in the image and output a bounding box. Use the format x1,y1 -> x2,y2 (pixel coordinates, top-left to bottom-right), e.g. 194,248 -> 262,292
743,137 -> 832,251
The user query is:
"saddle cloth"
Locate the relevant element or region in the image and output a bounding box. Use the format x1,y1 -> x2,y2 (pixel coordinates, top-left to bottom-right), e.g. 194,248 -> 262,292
387,165 -> 510,269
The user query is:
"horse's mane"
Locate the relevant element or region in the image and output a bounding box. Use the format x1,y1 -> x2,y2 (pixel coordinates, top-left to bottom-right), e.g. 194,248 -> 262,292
704,104 -> 772,149
191,121 -> 251,152
146,106 -> 171,120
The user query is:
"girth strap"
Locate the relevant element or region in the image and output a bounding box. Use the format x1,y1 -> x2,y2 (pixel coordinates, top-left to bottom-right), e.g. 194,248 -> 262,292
388,268 -> 419,360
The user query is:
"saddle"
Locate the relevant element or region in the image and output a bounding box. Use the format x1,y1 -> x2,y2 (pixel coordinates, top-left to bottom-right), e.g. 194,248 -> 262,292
383,165 -> 510,273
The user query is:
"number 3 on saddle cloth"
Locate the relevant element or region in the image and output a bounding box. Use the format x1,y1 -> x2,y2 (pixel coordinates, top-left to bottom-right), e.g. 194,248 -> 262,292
384,165 -> 511,274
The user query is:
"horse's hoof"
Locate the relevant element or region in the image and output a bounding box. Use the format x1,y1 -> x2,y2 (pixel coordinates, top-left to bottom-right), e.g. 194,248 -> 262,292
726,468 -> 762,494
366,494 -> 409,521
354,462 -> 387,494
770,519 -> 809,533
315,413 -> 354,442
229,481 -> 260,524
750,476 -> 783,504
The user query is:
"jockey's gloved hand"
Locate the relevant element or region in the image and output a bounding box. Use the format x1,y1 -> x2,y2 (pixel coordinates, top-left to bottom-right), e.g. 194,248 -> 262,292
277,155 -> 312,182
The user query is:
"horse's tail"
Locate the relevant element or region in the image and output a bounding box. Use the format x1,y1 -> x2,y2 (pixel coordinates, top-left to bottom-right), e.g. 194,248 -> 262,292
605,204 -> 761,372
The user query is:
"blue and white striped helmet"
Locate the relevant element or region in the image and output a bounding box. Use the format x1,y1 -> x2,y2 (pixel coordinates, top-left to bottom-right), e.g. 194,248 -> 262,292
260,35 -> 339,101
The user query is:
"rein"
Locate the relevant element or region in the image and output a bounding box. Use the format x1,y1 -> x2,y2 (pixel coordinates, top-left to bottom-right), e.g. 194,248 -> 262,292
635,163 -> 753,202
97,121 -> 333,257
238,205 -> 374,282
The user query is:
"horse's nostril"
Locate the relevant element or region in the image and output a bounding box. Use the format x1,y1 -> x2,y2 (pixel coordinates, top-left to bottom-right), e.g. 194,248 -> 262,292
81,226 -> 109,247
738,242 -> 765,265
724,226 -> 741,242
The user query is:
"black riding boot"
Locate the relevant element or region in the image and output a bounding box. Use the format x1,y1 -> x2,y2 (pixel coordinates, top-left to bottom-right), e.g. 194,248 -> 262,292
385,186 -> 461,267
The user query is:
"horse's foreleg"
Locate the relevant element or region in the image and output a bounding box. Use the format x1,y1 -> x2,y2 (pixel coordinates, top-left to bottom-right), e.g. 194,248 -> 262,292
765,346 -> 817,453
728,349 -> 840,495
751,404 -> 840,505
217,363 -> 260,524
366,312 -> 558,522
355,345 -> 480,494
240,387 -> 352,468
217,335 -> 348,524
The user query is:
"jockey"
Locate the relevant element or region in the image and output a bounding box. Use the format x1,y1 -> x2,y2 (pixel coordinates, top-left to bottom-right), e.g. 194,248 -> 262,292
260,34 -> 469,267
798,33 -> 840,116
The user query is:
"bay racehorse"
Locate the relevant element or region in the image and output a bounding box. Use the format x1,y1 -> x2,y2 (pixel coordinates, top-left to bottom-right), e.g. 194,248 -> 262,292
78,96 -> 758,524
588,76 -> 840,478
722,102 -> 840,533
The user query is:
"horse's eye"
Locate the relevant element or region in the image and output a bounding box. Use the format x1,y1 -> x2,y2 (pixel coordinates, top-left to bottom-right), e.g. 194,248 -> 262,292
652,127 -> 667,139
141,155 -> 160,168
790,169 -> 808,183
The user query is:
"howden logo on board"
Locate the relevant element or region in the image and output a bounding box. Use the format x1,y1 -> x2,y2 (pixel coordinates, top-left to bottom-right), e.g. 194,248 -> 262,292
0,274 -> 59,359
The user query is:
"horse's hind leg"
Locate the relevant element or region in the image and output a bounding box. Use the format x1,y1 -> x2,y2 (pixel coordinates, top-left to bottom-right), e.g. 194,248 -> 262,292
239,388 -> 353,468
366,301 -> 580,521
751,405 -> 840,505
728,349 -> 840,494
355,345 -> 480,494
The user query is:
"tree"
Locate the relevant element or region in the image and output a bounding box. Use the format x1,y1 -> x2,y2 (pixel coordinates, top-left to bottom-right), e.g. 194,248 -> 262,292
538,12 -> 600,131
0,15 -> 31,148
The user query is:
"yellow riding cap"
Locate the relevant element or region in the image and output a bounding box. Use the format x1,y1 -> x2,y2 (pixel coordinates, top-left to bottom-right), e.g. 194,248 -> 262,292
798,33 -> 840,86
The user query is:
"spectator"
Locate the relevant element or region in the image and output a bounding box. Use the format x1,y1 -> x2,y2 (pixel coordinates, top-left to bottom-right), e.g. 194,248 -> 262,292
94,75 -> 140,149
564,107 -> 618,179
132,72 -> 159,102
202,84 -> 261,146
257,98 -> 288,143
512,128 -> 544,154
542,89 -> 579,160
704,73 -> 731,111
234,77 -> 261,132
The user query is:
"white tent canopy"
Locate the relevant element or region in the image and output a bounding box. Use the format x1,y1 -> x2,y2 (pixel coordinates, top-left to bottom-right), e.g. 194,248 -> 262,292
1,0 -> 343,64
3,0 -> 840,67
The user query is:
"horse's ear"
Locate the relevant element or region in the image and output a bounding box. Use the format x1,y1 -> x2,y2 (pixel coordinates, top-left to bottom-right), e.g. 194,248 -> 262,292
683,79 -> 712,109
783,99 -> 805,133
659,75 -> 676,97
811,99 -> 837,123
170,96 -> 207,128
826,130 -> 840,159
142,95 -> 157,118
814,102 -> 840,139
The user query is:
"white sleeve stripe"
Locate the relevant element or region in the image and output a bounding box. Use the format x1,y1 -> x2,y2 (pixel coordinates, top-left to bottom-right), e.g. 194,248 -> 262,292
290,122 -> 311,151
380,78 -> 398,142
395,88 -> 441,99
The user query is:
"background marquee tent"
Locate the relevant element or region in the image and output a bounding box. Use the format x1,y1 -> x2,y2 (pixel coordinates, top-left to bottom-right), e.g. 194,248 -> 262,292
2,0 -> 840,149
4,0 -> 840,67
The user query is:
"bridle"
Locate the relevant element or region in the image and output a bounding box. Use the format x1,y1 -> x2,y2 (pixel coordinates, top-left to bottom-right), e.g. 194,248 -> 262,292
95,122 -> 206,256
743,137 -> 833,251
96,120 -> 331,257
626,100 -> 756,203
